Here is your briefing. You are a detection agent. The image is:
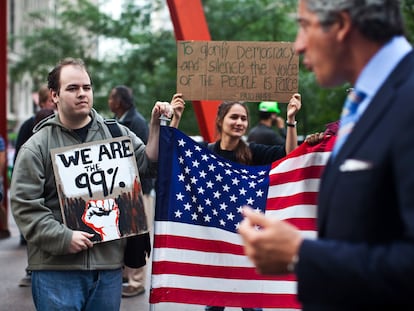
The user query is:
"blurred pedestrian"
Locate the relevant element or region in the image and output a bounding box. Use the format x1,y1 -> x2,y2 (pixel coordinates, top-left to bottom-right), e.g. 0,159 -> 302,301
108,85 -> 153,298
0,134 -> 8,239
14,84 -> 55,287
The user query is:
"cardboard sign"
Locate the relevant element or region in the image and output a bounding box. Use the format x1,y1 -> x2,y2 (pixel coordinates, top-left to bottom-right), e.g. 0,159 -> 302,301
177,40 -> 299,103
51,137 -> 148,243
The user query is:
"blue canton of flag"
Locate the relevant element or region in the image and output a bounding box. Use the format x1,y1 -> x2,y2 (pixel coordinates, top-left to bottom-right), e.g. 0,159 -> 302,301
156,126 -> 271,233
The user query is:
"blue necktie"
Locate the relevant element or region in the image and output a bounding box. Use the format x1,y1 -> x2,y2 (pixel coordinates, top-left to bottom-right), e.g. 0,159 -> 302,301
332,89 -> 366,157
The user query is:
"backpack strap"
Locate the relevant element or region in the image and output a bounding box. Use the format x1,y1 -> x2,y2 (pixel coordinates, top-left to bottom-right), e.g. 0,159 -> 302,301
104,119 -> 122,138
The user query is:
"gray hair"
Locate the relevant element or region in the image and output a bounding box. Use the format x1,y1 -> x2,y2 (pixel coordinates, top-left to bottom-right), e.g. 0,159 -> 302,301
305,0 -> 405,42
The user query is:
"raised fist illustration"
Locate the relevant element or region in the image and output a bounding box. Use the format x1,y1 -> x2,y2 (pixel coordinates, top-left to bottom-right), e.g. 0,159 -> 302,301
82,198 -> 121,242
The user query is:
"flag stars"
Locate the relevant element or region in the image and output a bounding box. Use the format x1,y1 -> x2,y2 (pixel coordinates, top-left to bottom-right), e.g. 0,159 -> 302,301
246,197 -> 254,205
220,202 -> 228,210
169,130 -> 271,234
197,186 -> 205,194
222,184 -> 230,192
226,213 -> 235,221
178,138 -> 186,147
256,189 -> 264,197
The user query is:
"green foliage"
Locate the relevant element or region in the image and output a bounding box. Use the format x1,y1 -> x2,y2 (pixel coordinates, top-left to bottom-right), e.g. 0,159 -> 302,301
8,0 -> 414,137
403,0 -> 414,43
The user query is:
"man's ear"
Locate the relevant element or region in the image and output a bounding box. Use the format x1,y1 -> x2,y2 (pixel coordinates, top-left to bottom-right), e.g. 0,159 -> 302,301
51,90 -> 59,105
336,11 -> 352,42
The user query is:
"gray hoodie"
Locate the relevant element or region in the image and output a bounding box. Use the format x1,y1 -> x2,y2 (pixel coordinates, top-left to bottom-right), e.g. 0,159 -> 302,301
10,109 -> 156,271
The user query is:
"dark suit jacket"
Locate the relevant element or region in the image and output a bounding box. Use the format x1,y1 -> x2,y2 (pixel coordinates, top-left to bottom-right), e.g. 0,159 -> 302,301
296,51 -> 414,310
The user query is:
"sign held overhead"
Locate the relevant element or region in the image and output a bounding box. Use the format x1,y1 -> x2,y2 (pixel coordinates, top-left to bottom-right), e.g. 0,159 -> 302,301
177,40 -> 299,103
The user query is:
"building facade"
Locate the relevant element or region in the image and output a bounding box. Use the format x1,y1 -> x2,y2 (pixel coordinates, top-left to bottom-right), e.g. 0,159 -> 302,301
7,0 -> 98,132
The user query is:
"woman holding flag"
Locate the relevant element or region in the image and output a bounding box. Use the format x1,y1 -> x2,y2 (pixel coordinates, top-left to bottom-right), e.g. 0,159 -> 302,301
172,93 -> 302,311
207,94 -> 301,166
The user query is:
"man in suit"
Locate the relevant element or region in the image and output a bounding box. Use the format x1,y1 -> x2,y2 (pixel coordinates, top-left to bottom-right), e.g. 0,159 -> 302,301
238,0 -> 414,310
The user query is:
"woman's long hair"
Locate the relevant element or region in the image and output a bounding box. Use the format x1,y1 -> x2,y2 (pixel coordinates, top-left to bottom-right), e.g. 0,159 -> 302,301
215,101 -> 253,165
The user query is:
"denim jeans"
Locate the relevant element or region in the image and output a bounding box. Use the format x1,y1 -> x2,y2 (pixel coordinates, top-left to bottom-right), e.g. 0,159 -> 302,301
205,307 -> 262,311
31,269 -> 122,311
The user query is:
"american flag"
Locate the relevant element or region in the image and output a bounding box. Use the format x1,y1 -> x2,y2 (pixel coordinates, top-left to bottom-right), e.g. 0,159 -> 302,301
150,126 -> 334,309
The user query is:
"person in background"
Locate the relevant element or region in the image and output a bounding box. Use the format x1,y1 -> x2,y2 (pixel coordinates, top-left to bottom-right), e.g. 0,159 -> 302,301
14,85 -> 56,287
10,57 -> 173,311
14,84 -> 56,167
239,0 -> 414,309
108,87 -> 185,298
0,134 -> 8,239
174,93 -> 301,311
247,98 -> 298,146
108,85 -> 152,298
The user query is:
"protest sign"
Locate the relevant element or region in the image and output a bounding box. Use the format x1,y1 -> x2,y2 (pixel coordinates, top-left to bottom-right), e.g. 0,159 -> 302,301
51,137 -> 148,243
177,40 -> 299,102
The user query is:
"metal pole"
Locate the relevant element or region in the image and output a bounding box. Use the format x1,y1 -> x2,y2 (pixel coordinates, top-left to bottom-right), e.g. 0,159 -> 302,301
159,115 -> 171,127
